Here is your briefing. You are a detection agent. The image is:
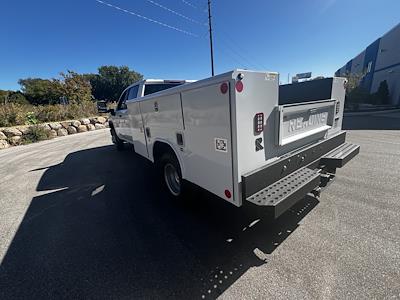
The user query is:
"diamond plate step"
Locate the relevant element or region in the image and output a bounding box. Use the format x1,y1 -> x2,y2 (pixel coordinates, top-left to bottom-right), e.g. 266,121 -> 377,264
321,143 -> 360,168
246,167 -> 321,218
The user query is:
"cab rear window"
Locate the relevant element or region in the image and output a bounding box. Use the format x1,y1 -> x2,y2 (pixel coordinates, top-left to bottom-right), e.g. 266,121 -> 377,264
144,83 -> 183,96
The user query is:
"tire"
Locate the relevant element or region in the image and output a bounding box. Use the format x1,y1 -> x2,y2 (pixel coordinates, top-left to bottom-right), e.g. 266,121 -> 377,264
111,128 -> 124,151
159,152 -> 184,198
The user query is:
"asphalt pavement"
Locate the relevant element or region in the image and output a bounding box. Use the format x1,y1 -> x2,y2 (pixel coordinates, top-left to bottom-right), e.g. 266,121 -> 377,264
0,115 -> 399,299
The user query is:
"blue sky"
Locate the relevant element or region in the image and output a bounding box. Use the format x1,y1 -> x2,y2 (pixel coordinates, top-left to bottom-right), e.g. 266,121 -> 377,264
1,0 -> 399,90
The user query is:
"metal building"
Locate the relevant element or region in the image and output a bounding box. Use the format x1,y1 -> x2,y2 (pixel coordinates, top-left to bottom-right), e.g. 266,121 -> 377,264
336,23 -> 400,105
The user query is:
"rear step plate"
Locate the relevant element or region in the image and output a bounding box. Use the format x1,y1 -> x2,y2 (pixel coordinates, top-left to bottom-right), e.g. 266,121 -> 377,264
321,143 -> 360,168
246,167 -> 321,219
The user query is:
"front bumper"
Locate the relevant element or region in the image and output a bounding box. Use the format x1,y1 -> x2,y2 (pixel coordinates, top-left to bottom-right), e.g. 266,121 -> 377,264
242,132 -> 359,218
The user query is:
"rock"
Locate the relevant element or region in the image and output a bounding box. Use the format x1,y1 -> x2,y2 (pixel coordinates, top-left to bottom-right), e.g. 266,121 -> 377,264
94,123 -> 105,130
90,118 -> 97,124
0,131 -> 7,140
49,122 -> 62,130
87,124 -> 95,131
17,126 -> 30,135
80,118 -> 90,125
38,124 -> 51,131
71,120 -> 81,128
61,121 -> 71,129
77,125 -> 87,133
9,136 -> 22,145
104,121 -> 109,128
0,140 -> 9,149
57,128 -> 68,136
2,128 -> 22,137
96,116 -> 107,124
67,126 -> 77,134
49,130 -> 58,138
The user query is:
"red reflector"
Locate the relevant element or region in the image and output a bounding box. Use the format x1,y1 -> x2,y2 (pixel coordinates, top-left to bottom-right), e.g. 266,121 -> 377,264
220,82 -> 228,94
224,189 -> 232,199
235,80 -> 243,92
254,113 -> 264,133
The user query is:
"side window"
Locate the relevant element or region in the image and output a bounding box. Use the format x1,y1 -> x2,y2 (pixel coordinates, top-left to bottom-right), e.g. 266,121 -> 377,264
127,85 -> 139,100
117,90 -> 128,110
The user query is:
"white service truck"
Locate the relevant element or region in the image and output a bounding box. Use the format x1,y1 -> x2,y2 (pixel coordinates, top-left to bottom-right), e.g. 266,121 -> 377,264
98,70 -> 359,218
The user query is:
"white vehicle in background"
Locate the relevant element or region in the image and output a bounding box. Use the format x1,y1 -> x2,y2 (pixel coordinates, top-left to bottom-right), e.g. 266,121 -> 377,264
98,70 -> 359,218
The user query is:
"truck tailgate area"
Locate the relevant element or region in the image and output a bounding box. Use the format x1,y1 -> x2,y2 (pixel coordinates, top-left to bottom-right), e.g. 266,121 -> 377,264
241,132 -> 359,218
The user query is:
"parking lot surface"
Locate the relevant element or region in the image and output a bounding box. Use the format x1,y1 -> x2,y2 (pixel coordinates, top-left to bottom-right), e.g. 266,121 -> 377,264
0,118 -> 399,299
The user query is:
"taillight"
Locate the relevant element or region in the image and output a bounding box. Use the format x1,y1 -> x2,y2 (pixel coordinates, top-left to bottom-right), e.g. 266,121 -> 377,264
220,82 -> 228,94
335,101 -> 340,115
254,113 -> 264,133
235,80 -> 244,92
224,189 -> 232,199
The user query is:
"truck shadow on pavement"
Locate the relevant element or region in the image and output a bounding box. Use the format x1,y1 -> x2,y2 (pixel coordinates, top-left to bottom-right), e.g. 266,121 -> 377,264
0,145 -> 319,299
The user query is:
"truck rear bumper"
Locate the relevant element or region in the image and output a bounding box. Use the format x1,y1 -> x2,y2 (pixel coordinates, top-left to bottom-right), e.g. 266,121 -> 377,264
242,132 -> 359,218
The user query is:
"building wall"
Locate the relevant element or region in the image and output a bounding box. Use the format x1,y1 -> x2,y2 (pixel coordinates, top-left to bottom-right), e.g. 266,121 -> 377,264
371,65 -> 400,105
375,24 -> 400,70
361,38 -> 381,92
371,24 -> 400,105
351,51 -> 366,74
336,23 -> 400,105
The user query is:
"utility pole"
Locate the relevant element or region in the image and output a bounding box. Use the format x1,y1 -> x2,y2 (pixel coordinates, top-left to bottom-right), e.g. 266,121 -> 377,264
207,0 -> 214,76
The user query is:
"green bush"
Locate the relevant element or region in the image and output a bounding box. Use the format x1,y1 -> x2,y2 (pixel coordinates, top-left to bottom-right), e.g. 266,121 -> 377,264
0,103 -> 26,127
21,125 -> 51,144
25,111 -> 38,125
0,102 -> 98,127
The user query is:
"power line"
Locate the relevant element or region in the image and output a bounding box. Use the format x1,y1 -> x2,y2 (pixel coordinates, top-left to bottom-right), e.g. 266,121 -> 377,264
215,26 -> 269,70
215,43 -> 248,70
145,0 -> 206,26
214,33 -> 260,70
182,0 -> 208,15
95,0 -> 199,37
181,0 -> 198,9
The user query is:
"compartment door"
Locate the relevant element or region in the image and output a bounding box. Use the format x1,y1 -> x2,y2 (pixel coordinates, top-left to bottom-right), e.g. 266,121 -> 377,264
180,82 -> 236,204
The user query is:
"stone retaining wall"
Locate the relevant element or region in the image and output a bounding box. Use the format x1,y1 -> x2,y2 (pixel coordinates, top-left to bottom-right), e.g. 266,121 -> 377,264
0,116 -> 109,150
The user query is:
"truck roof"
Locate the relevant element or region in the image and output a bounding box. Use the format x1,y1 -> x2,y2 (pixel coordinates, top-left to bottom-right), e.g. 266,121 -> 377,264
143,79 -> 196,84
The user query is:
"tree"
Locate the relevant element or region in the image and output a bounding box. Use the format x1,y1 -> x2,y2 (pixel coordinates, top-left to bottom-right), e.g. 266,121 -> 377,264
8,91 -> 29,104
342,72 -> 371,106
85,66 -> 143,101
18,78 -> 62,105
19,72 -> 92,105
0,89 -> 29,105
0,90 -> 9,105
375,80 -> 390,105
57,71 -> 92,104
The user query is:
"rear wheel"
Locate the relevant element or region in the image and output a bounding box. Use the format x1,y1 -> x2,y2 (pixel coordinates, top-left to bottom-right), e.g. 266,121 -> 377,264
111,128 -> 124,151
159,152 -> 184,197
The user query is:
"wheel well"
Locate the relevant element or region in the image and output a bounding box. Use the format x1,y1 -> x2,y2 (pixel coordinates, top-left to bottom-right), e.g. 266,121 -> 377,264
153,141 -> 178,163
